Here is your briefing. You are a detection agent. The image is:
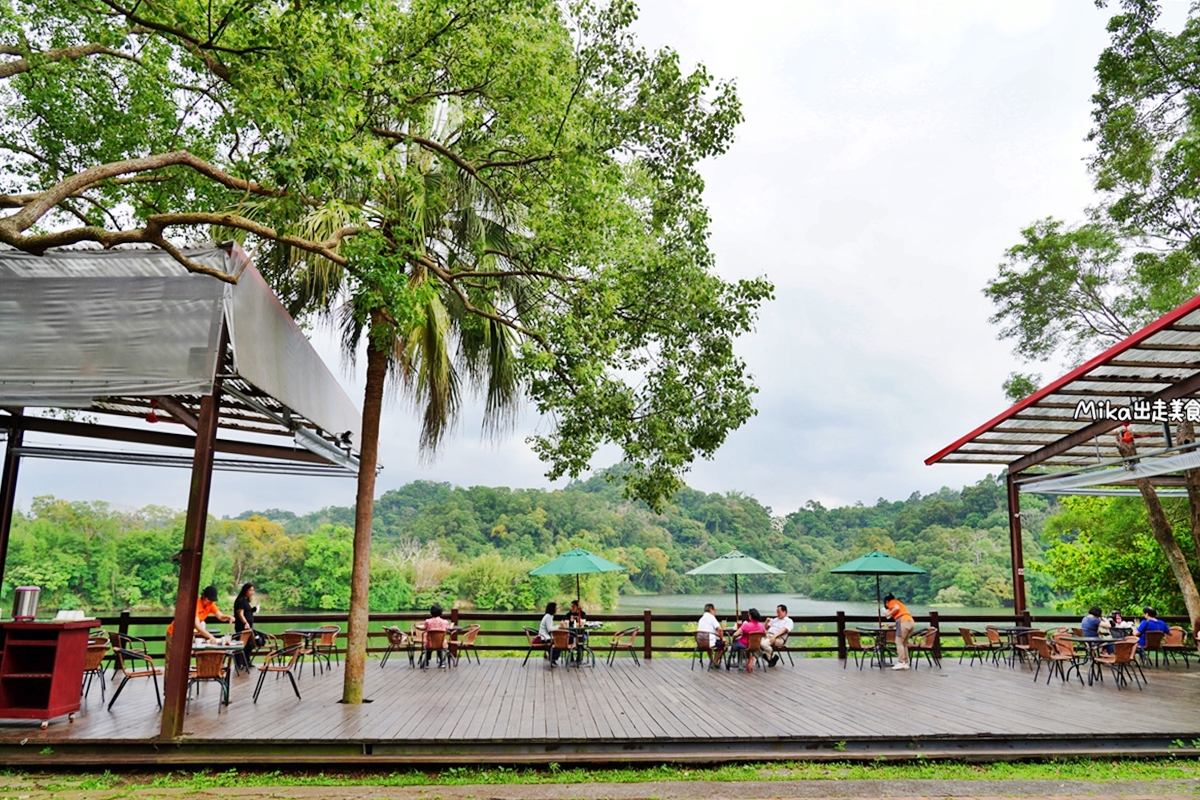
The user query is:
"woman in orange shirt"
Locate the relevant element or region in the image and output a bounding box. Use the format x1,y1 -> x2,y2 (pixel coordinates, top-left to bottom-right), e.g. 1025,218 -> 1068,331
884,593 -> 915,670
166,585 -> 233,644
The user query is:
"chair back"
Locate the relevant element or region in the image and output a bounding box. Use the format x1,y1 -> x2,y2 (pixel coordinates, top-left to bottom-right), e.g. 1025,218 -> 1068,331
460,624 -> 481,646
616,627 -> 639,647
884,629 -> 896,644
745,631 -> 765,651
1144,629 -> 1166,649
410,626 -> 426,647
775,630 -> 790,648
236,629 -> 254,647
522,626 -> 542,646
1165,626 -> 1185,647
1111,640 -> 1138,664
1052,634 -> 1076,657
550,629 -> 571,649
984,627 -> 1002,646
694,631 -> 713,651
1071,627 -> 1084,637
845,630 -> 863,649
282,632 -> 305,650
318,626 -> 340,647
425,629 -> 446,651
192,650 -> 226,679
1031,637 -> 1053,659
920,627 -> 938,648
115,648 -> 155,676
958,627 -> 975,647
84,642 -> 109,671
384,626 -> 409,647
264,643 -> 303,672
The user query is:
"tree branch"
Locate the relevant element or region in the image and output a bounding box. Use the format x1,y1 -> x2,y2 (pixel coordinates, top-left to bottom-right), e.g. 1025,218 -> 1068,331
0,42 -> 141,80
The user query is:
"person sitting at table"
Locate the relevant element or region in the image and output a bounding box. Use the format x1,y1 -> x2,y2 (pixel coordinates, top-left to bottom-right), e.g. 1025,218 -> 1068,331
1110,609 -> 1130,637
884,593 -> 914,670
166,585 -> 233,645
697,603 -> 726,669
1081,606 -> 1107,638
731,608 -> 767,672
233,582 -> 265,668
535,602 -> 562,666
1136,606 -> 1171,648
762,604 -> 794,667
567,600 -> 588,646
423,604 -> 452,667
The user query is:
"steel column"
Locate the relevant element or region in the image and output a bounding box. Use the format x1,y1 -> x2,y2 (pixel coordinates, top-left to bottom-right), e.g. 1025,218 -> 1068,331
1006,472 -> 1028,617
0,408 -> 23,583
159,383 -> 223,740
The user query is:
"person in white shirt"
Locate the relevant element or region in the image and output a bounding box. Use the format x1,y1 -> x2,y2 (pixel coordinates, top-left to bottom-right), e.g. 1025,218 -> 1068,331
762,604 -> 793,665
696,603 -> 725,669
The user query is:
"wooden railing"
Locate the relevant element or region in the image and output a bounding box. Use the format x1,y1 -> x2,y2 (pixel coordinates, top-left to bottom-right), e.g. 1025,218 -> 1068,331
94,608 -> 1196,662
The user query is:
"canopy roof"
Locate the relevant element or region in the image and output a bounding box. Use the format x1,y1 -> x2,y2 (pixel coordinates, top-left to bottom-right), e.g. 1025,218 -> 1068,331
926,291 -> 1200,473
829,549 -> 926,575
529,548 -> 625,576
685,549 -> 784,576
0,244 -> 362,473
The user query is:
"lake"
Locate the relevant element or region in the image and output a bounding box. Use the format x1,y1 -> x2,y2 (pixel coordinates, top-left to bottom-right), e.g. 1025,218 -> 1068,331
616,592 -> 1052,620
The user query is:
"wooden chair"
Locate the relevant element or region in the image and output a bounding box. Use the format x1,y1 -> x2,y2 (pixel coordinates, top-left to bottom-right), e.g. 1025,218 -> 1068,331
606,626 -> 640,666
420,629 -> 449,669
108,648 -> 162,711
187,650 -> 230,711
314,626 -> 340,670
909,627 -> 940,669
380,626 -> 410,668
82,641 -> 109,702
253,643 -> 303,703
1163,626 -> 1191,668
691,631 -> 722,670
455,624 -> 482,665
728,631 -> 765,671
521,626 -> 550,666
843,629 -> 874,670
958,628 -> 994,666
1095,639 -> 1146,690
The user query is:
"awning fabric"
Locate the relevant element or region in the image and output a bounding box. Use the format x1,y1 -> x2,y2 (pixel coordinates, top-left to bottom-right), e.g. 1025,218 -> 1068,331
0,245 -> 361,458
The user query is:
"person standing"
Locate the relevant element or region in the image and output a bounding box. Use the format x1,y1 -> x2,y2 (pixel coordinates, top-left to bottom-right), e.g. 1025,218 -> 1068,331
884,593 -> 914,670
233,582 -> 265,668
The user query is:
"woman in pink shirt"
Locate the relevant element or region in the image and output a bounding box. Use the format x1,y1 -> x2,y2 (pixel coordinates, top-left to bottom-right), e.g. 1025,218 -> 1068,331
422,604 -> 451,668
731,608 -> 766,671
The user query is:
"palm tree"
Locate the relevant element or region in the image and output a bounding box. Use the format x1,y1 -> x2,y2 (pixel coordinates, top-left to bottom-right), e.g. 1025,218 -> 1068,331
258,115 -> 525,702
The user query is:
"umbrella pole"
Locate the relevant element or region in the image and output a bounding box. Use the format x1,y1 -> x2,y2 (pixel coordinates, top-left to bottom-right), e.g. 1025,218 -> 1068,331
576,573 -> 580,603
735,574 -> 740,618
876,574 -> 882,628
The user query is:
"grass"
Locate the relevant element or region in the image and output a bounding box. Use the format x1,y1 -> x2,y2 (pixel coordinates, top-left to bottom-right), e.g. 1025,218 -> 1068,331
5,758 -> 1200,793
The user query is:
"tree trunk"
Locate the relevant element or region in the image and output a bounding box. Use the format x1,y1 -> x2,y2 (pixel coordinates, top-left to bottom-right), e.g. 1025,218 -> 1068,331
1174,421 -> 1200,569
1116,434 -> 1200,624
342,316 -> 388,704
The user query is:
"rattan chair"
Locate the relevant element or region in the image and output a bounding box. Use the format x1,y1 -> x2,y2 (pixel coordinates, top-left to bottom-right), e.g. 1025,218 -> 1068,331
958,627 -> 994,666
691,630 -> 723,670
521,626 -> 551,666
843,629 -> 874,670
909,627 -> 940,669
728,631 -> 765,671
1163,626 -> 1192,668
549,628 -> 576,667
455,624 -> 482,665
1142,629 -> 1166,667
108,648 -> 162,710
380,626 -> 410,668
281,632 -> 313,677
82,641 -> 109,702
1049,634 -> 1085,685
253,643 -> 303,703
606,626 -> 640,666
314,626 -> 340,670
768,630 -> 794,667
187,650 -> 230,711
1095,639 -> 1146,690
232,629 -> 255,674
109,632 -> 149,680
420,629 -> 449,669
983,627 -> 1005,666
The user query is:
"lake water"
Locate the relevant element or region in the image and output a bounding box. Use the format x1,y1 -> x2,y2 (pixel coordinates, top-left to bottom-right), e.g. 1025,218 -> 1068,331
616,592 -> 1048,620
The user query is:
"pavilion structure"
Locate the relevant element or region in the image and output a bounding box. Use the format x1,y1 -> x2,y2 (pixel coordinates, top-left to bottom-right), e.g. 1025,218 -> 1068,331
0,243 -> 363,739
926,292 -> 1200,616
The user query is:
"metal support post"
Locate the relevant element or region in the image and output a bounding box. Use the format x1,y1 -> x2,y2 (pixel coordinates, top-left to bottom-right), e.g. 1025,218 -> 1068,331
1006,471 -> 1028,617
0,408 -> 23,584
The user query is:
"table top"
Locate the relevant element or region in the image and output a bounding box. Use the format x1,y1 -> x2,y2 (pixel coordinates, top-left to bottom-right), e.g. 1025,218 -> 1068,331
1062,635 -> 1121,643
284,627 -> 335,635
193,643 -> 245,653
989,626 -> 1039,633
855,626 -> 894,633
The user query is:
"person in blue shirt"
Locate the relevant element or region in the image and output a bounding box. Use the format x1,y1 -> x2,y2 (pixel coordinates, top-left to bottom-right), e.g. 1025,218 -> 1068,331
1136,606 -> 1171,647
1081,606 -> 1105,638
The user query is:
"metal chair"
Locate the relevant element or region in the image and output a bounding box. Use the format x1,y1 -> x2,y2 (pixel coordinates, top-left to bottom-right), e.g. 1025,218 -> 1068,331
843,629 -> 874,669
606,626 -> 640,666
1096,639 -> 1146,690
281,632 -> 314,676
549,628 -> 576,667
908,627 -> 940,669
1142,629 -> 1166,668
380,626 -> 410,668
108,648 -> 162,711
958,627 -> 994,666
253,643 -> 303,703
314,626 -> 340,670
768,630 -> 794,667
109,632 -> 149,680
983,627 -> 1005,666
521,626 -> 550,666
1163,626 -> 1191,668
187,650 -> 230,712
728,631 -> 765,671
420,629 -> 449,669
691,631 -> 722,670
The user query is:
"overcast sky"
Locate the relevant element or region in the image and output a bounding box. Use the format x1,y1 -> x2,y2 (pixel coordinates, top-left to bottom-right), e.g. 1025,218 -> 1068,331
13,0 -> 1180,519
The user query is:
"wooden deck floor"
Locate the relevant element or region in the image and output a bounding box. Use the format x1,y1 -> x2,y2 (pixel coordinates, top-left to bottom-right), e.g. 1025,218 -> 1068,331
3,655 -> 1200,764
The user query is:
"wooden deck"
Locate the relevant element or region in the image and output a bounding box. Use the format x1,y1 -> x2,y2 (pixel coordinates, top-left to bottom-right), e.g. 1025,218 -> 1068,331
3,655 -> 1200,764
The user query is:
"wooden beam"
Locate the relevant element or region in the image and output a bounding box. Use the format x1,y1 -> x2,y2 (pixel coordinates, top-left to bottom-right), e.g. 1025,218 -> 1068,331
154,397 -> 199,432
1007,473 -> 1027,617
1108,359 -> 1200,370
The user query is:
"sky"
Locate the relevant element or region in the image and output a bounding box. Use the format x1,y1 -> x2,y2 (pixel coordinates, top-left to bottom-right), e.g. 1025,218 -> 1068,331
11,0 -> 1182,519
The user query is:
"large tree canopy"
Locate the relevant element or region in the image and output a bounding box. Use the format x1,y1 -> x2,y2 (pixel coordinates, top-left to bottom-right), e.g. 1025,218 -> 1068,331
0,0 -> 770,505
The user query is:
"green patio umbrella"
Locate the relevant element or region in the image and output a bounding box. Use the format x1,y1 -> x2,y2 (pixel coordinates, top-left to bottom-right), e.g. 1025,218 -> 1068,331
829,550 -> 926,627
685,549 -> 784,618
530,547 -> 626,602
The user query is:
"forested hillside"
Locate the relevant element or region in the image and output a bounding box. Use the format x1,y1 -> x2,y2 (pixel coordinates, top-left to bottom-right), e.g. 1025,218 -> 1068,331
1,467 -> 1070,613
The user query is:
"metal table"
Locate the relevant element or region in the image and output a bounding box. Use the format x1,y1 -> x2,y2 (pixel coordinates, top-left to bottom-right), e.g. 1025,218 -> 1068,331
1063,635 -> 1122,686
988,626 -> 1039,668
855,626 -> 895,669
